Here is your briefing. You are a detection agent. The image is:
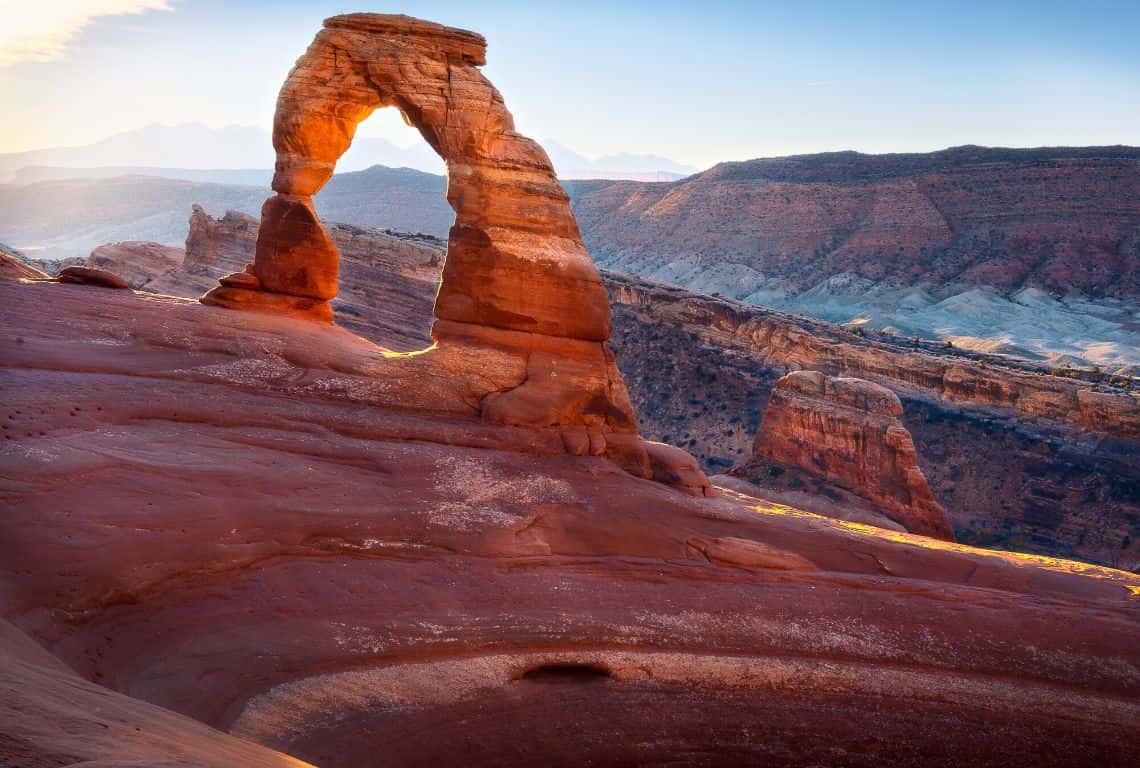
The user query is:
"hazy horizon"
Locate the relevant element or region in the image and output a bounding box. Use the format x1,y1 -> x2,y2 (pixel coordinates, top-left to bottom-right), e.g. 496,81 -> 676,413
2,1 -> 1138,168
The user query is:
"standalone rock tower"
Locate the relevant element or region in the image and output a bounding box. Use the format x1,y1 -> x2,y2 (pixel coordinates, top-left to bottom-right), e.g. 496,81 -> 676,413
755,371 -> 954,540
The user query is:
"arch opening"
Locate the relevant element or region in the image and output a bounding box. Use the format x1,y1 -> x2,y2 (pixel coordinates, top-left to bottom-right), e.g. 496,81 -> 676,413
309,104 -> 452,353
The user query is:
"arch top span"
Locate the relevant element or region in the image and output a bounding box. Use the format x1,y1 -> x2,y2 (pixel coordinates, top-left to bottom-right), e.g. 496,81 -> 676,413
204,12 -> 611,343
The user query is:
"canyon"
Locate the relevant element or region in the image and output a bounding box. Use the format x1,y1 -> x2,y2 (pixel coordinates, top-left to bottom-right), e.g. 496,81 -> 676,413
79,201 -> 1139,570
2,11 -> 1138,768
567,146 -> 1140,372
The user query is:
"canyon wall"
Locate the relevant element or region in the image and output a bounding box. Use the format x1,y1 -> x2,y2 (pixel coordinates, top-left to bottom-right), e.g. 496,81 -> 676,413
568,146 -> 1140,299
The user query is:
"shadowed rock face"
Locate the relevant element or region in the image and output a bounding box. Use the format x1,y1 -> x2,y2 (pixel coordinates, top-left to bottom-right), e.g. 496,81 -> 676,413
748,371 -> 953,540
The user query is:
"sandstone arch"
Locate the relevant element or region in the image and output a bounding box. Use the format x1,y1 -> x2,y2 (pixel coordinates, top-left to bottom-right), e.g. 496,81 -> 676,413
203,13 -> 609,342
199,13 -> 711,493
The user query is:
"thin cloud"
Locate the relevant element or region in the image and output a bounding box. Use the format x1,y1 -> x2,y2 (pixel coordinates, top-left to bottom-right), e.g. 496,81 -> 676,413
0,0 -> 171,66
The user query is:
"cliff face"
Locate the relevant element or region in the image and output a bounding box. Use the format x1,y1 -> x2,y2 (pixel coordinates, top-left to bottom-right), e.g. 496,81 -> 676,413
568,147 -> 1140,300
743,371 -> 953,540
607,275 -> 1139,439
568,147 -> 1140,372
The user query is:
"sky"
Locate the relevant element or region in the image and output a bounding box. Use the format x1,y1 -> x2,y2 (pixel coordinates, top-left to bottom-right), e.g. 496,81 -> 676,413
1,0 -> 1138,169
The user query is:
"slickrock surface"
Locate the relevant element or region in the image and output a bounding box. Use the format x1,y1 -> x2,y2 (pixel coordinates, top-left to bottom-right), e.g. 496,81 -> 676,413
741,371 -> 953,539
6,14 -> 1136,763
0,246 -> 48,280
0,622 -> 312,767
2,277 -> 1139,766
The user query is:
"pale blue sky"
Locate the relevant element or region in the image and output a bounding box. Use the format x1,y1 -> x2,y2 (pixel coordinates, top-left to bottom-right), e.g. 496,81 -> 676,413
2,0 -> 1138,168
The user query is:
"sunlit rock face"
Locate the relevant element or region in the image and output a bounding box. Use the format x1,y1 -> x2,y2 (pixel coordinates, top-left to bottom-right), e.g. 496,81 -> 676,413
747,371 -> 954,539
196,13 -> 669,480
0,247 -> 49,280
204,14 -> 609,341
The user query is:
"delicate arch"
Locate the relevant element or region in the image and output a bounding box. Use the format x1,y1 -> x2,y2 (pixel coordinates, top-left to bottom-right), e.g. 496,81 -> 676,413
204,13 -> 610,343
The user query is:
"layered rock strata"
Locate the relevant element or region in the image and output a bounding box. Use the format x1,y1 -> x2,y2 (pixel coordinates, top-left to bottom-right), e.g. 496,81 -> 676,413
747,371 -> 953,539
0,247 -> 49,280
76,213 -> 1138,566
608,273 -> 1139,439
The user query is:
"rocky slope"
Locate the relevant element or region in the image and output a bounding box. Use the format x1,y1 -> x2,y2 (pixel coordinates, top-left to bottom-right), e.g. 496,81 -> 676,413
4,14 -> 1140,764
736,371 -> 953,540
567,146 -> 1140,299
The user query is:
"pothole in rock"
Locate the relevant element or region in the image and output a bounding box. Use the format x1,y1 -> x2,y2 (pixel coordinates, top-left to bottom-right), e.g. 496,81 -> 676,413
516,662 -> 612,684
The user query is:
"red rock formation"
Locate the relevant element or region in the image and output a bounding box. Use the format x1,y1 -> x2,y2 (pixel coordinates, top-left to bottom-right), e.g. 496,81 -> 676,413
5,16 -> 1133,762
203,13 -> 609,341
607,273 -> 1140,567
143,206 -> 443,349
608,272 -> 1140,440
79,221 -> 1138,566
748,371 -> 953,540
88,240 -> 186,291
56,265 -> 130,289
1,276 -> 1138,766
196,14 -> 666,482
0,248 -> 49,280
0,621 -> 311,767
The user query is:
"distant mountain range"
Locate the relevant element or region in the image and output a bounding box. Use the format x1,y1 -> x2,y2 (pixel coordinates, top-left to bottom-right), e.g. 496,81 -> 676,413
0,165 -> 449,260
0,123 -> 696,183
